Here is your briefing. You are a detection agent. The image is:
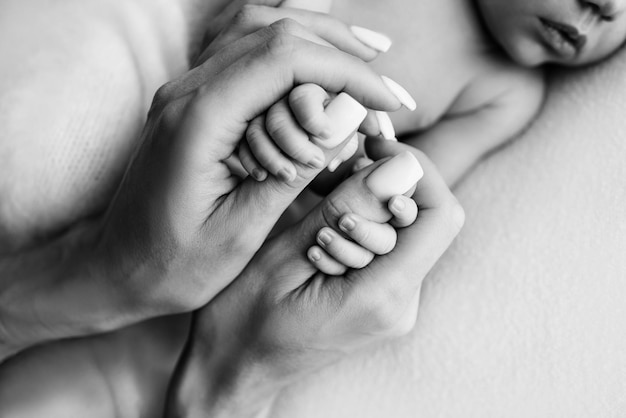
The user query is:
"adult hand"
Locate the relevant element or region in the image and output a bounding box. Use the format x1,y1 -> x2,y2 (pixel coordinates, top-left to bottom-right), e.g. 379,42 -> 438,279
0,17 -> 403,356
169,149 -> 464,418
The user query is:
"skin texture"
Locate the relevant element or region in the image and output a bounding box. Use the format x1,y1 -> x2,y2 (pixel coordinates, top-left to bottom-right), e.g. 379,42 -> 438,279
476,0 -> 626,66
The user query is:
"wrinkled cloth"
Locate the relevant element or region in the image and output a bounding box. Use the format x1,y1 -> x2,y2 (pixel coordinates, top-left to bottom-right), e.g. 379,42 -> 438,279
274,48 -> 626,418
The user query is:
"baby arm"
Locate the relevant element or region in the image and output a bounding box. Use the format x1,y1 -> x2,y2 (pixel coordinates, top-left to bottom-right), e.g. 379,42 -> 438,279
402,68 -> 545,187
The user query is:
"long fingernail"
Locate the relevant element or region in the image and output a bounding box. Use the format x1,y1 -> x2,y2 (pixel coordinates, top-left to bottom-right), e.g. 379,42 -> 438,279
381,76 -> 417,111
365,151 -> 424,200
328,133 -> 359,172
313,93 -> 367,149
375,111 -> 396,140
328,157 -> 343,173
353,157 -> 374,172
350,26 -> 392,53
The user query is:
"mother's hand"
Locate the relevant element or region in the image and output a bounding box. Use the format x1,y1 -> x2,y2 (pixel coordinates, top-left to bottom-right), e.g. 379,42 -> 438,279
168,148 -> 464,418
0,17 -> 403,357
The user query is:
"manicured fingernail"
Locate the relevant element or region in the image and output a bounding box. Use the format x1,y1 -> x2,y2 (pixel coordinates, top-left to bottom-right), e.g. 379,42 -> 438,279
453,204 -> 466,229
277,167 -> 295,182
252,168 -> 267,181
365,151 -> 424,200
381,76 -> 417,111
328,156 -> 343,173
317,230 -> 332,246
340,216 -> 357,232
375,111 -> 396,140
313,93 -> 368,149
353,157 -> 374,172
308,247 -> 322,262
350,26 -> 392,52
391,196 -> 406,212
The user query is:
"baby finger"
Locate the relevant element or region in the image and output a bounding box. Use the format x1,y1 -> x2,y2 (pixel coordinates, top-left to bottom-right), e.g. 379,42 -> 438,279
388,195 -> 418,228
316,227 -> 375,269
337,213 -> 398,255
246,114 -> 297,182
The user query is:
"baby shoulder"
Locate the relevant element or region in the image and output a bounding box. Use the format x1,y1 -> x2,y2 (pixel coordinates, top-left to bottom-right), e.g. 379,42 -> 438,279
461,63 -> 546,118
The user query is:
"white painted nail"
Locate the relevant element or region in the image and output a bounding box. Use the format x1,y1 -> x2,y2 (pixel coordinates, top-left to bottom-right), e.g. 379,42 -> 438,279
350,26 -> 392,53
381,76 -> 417,111
313,93 -> 368,149
365,151 -> 424,200
353,157 -> 374,172
375,111 -> 396,140
328,133 -> 359,172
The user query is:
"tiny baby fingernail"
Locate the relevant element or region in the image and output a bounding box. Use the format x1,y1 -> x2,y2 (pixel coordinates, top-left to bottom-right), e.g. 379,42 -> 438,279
252,168 -> 267,181
350,26 -> 392,53
366,151 -> 424,200
317,231 -> 332,246
340,216 -> 356,232
308,247 -> 322,262
277,168 -> 295,182
375,111 -> 396,140
381,76 -> 417,111
308,156 -> 326,169
391,197 -> 406,212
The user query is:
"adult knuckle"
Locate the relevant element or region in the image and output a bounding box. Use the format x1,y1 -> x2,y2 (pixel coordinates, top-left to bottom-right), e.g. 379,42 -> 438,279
151,81 -> 178,113
269,18 -> 301,36
232,5 -> 257,26
365,290 -> 402,332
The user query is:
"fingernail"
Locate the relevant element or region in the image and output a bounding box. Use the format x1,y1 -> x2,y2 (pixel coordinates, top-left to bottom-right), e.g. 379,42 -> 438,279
453,204 -> 466,230
381,76 -> 417,111
328,156 -> 343,172
308,247 -> 322,262
252,168 -> 267,181
308,156 -> 326,170
277,167 -> 295,182
317,231 -> 332,246
391,196 -> 406,212
350,26 -> 392,53
318,127 -> 333,140
365,151 -> 424,200
375,111 -> 396,140
353,157 -> 374,172
340,216 -> 357,232
313,93 -> 368,149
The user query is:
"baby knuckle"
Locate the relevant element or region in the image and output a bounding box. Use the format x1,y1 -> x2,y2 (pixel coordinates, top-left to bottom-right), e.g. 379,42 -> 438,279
379,231 -> 398,255
321,195 -> 351,227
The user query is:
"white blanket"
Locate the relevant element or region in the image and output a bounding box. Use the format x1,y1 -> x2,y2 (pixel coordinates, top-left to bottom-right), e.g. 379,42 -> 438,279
274,49 -> 626,417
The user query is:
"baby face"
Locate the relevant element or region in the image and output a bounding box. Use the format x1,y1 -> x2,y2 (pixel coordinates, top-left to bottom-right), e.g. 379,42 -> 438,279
476,0 -> 626,66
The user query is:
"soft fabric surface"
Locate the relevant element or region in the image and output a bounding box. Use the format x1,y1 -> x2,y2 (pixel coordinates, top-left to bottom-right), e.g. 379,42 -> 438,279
273,49 -> 626,417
